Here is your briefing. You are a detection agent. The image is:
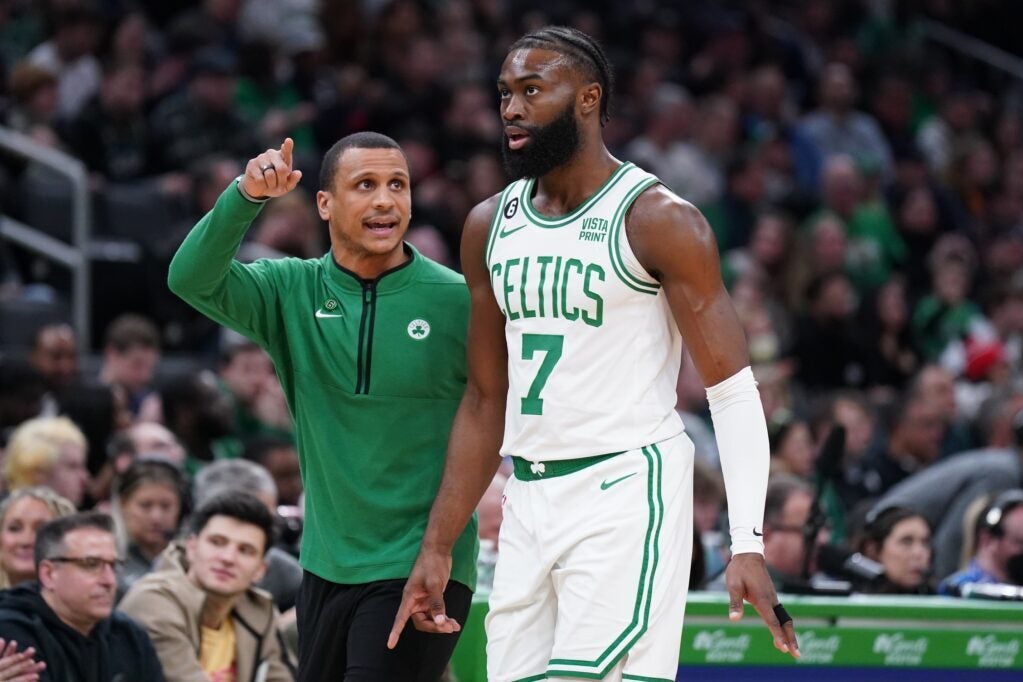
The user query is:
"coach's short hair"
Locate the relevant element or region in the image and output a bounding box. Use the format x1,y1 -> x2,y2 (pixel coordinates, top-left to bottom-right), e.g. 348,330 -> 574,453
319,132 -> 406,191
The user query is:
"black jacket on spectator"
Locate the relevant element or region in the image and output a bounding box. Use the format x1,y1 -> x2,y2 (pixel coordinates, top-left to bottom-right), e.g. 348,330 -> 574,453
0,584 -> 165,682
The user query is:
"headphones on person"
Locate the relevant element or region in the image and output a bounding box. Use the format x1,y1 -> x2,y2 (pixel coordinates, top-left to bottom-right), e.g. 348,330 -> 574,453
981,489 -> 1023,538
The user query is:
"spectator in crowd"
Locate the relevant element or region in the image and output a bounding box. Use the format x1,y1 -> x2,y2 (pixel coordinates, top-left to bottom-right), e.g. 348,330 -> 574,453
148,46 -> 256,172
98,313 -> 161,419
813,154 -> 904,295
0,512 -> 165,682
708,474 -> 825,592
24,3 -> 102,120
88,422 -> 187,505
243,436 -> 302,507
823,391 -> 885,510
27,323 -> 79,392
218,339 -> 292,440
3,417 -> 90,509
112,460 -> 188,597
624,83 -> 695,201
799,62 -> 893,184
872,433 -> 1023,580
770,419 -> 816,479
910,364 -> 975,458
0,360 -> 47,449
161,371 -> 238,474
58,382 -> 131,479
860,276 -> 919,394
120,492 -> 293,681
0,488 -> 76,589
4,62 -> 60,146
939,489 -> 1023,594
193,458 -> 300,617
869,394 -> 946,495
58,60 -> 150,181
743,63 -> 821,194
912,240 -> 982,362
193,459 -> 303,615
792,272 -> 869,390
917,87 -> 979,178
855,506 -> 934,594
692,459 -> 728,583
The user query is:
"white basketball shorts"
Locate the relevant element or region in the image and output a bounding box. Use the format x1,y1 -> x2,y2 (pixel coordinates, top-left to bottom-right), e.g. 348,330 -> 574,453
486,433 -> 695,681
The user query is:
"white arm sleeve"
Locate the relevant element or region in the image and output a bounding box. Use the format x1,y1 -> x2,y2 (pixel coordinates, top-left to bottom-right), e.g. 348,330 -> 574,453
706,366 -> 770,556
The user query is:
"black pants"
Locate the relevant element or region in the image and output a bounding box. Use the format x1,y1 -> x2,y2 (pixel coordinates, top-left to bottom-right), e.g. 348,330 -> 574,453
296,571 -> 472,682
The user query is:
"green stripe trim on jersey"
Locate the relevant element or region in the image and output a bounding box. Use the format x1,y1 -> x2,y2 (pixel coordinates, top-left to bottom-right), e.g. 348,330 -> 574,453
485,184 -> 516,268
511,451 -> 623,481
622,675 -> 676,682
546,446 -> 663,677
520,162 -> 634,228
607,177 -> 661,295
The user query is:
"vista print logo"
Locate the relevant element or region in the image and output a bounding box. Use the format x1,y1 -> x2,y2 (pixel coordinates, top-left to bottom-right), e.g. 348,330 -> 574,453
966,635 -> 1020,668
873,633 -> 929,666
692,630 -> 751,663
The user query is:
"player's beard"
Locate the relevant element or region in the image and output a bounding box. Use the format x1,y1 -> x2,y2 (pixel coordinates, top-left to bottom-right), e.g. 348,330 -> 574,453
501,102 -> 581,180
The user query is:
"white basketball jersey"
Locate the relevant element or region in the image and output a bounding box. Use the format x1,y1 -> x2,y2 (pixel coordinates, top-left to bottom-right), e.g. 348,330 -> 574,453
485,162 -> 685,461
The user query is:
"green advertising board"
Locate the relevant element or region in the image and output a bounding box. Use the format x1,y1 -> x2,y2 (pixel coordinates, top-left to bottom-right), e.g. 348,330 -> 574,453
450,591 -> 1023,681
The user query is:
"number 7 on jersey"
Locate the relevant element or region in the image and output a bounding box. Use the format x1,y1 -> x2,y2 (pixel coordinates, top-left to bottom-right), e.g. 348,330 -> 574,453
520,333 -> 564,415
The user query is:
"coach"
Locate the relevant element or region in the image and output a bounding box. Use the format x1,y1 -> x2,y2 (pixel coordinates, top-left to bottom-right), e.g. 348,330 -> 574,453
167,134 -> 477,681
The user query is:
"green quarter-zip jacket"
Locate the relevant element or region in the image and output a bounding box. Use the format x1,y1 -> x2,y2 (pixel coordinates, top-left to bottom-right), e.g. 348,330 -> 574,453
168,180 -> 477,590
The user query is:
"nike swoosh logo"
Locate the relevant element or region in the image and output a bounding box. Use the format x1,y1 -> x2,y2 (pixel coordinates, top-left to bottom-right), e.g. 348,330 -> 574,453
499,224 -> 527,238
315,309 -> 344,318
753,527 -> 763,537
600,473 -> 637,490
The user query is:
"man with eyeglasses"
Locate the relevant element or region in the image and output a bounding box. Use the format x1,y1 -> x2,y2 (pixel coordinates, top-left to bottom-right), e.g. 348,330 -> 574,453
0,511 -> 165,682
706,475 -> 830,592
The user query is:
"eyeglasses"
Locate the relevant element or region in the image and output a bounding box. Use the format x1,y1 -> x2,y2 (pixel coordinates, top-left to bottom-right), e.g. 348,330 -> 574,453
46,556 -> 122,573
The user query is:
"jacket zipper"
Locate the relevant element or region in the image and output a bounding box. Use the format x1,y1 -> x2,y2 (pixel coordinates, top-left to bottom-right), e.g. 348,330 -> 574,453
355,279 -> 377,393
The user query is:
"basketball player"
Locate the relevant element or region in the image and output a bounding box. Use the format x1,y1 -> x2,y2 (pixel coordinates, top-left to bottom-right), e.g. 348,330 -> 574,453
391,27 -> 799,680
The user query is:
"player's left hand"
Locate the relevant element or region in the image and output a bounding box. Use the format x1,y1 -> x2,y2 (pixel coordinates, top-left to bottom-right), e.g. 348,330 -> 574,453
725,553 -> 800,659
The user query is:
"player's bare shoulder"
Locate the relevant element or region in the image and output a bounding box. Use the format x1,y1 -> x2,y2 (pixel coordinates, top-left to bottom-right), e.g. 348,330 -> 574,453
624,183 -> 719,280
460,192 -> 505,280
463,193 -> 504,241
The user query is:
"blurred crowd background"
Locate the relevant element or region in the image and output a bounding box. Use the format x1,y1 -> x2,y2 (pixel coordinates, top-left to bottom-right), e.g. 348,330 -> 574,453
2,0 -> 1023,615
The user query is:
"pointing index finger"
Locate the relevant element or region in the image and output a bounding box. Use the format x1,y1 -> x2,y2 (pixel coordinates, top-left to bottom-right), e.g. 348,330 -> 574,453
281,137 -> 294,169
388,597 -> 413,650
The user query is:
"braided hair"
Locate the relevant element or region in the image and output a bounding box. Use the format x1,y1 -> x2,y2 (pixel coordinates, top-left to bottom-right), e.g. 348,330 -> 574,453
508,26 -> 614,125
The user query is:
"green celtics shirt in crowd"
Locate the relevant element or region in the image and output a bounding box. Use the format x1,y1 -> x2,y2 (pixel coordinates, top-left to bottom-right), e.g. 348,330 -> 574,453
168,180 -> 477,591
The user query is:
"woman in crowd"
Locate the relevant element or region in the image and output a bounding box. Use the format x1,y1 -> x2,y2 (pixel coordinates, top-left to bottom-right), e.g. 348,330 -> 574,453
3,416 -> 90,508
112,459 -> 187,597
857,505 -> 935,594
0,487 -> 76,588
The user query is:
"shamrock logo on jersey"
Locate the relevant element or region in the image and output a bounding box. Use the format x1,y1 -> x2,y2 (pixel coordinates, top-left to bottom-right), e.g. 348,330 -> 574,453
407,319 -> 431,340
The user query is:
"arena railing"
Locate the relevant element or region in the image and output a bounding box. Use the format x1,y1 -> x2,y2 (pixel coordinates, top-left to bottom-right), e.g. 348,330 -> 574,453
0,125 -> 91,349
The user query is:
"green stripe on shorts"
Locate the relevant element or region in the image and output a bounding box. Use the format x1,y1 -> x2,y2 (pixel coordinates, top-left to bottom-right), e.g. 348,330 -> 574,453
546,445 -> 663,678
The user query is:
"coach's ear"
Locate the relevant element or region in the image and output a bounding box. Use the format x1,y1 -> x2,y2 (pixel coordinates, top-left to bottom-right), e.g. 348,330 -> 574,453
317,190 -> 333,222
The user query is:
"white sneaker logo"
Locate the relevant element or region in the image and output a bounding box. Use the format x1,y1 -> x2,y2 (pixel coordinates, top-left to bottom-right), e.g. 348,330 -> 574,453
407,319 -> 430,339
316,299 -> 343,318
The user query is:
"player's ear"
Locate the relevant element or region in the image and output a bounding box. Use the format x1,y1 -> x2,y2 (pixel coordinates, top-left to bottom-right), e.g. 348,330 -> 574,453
578,82 -> 602,117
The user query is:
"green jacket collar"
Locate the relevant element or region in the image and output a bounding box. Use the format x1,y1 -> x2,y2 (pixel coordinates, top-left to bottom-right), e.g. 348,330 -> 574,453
323,243 -> 421,294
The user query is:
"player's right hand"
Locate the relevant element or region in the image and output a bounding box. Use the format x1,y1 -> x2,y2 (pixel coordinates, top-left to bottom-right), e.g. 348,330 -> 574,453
387,548 -> 459,649
241,137 -> 303,200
